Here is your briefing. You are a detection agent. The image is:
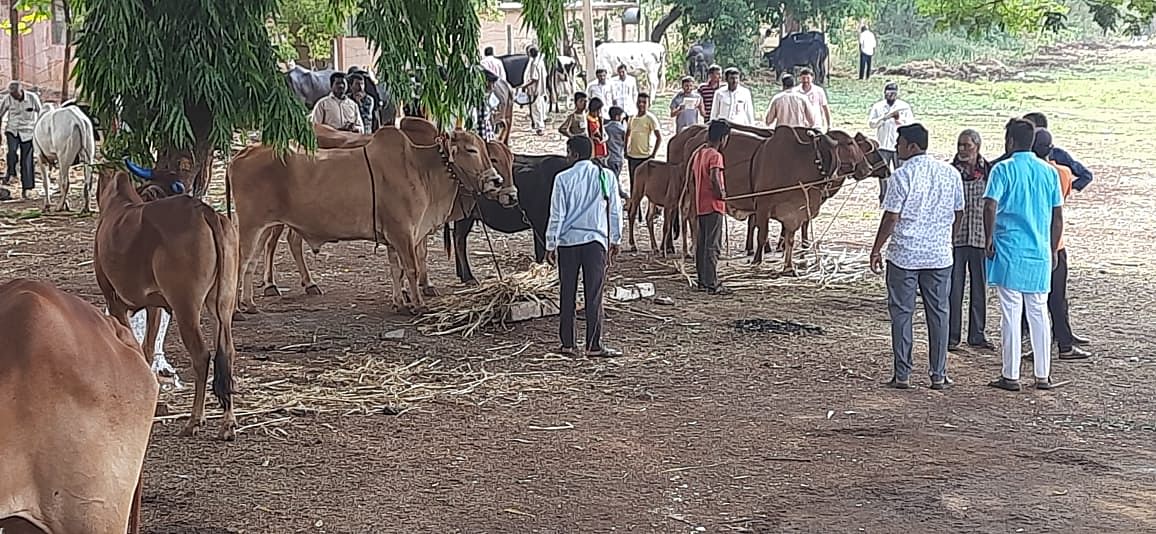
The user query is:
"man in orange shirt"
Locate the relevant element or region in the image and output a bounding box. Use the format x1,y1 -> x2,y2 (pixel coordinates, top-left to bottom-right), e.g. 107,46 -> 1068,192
1031,129 -> 1092,360
692,120 -> 731,295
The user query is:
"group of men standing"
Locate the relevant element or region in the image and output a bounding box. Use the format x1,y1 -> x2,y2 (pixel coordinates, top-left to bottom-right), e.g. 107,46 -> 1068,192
870,113 -> 1093,392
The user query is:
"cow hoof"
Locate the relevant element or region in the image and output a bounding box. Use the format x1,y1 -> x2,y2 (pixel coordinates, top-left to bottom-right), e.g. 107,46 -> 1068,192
219,424 -> 237,442
178,420 -> 204,437
262,285 -> 283,297
155,402 -> 173,417
462,279 -> 480,287
781,268 -> 798,277
409,305 -> 430,316
304,284 -> 323,296
421,286 -> 440,297
232,312 -> 248,322
627,246 -> 638,253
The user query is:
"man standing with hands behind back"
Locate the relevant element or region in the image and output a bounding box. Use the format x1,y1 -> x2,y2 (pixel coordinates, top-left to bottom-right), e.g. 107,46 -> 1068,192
985,120 -> 1066,392
868,82 -> 914,202
870,124 -> 963,391
546,136 -> 624,359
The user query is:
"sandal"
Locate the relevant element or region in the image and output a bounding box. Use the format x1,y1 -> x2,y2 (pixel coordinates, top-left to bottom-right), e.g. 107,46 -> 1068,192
885,377 -> 911,390
988,376 -> 1021,392
587,347 -> 623,358
558,346 -> 576,356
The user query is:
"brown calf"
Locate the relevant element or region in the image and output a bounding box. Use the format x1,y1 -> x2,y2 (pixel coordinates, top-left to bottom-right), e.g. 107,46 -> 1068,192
0,279 -> 156,534
95,167 -> 240,440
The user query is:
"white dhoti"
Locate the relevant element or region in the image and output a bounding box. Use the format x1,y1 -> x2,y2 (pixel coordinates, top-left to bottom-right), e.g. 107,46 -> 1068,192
997,287 -> 1051,381
125,308 -> 183,389
529,94 -> 548,131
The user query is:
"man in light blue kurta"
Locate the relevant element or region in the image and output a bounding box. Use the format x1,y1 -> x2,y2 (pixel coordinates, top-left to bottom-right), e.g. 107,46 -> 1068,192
983,119 -> 1064,392
545,136 -> 624,358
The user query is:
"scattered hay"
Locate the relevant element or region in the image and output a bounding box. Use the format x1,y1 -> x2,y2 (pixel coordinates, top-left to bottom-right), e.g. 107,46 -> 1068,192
414,263 -> 560,337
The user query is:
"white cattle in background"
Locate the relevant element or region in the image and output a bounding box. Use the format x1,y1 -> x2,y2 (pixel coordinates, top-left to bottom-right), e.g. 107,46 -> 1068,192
33,104 -> 97,213
596,41 -> 667,93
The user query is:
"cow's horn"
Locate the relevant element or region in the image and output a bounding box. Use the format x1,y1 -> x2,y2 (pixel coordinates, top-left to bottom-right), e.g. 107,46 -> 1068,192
124,158 -> 154,180
454,116 -> 464,130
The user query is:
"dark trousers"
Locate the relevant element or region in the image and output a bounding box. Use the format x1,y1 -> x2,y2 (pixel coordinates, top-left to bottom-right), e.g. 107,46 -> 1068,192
627,156 -> 646,220
877,149 -> 897,203
558,242 -> 607,351
949,246 -> 988,346
887,262 -> 952,381
6,132 -> 34,190
1019,249 -> 1074,350
695,212 -> 723,290
859,52 -> 873,80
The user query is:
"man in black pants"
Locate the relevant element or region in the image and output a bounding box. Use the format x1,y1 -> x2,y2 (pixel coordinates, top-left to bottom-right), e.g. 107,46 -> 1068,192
545,136 -> 624,358
692,120 -> 732,295
0,81 -> 42,199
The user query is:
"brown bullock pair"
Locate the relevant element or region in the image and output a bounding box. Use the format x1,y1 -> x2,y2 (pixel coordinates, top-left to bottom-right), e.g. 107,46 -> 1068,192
631,123 -> 887,273
228,117 -> 514,315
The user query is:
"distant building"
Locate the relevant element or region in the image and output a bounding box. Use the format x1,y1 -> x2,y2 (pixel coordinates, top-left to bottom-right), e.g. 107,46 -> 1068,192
0,0 -> 73,99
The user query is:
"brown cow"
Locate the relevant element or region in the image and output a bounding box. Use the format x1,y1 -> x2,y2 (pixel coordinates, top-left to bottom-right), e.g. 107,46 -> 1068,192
255,118 -> 517,300
0,279 -> 156,534
729,127 -> 873,273
95,166 -> 240,440
626,159 -> 688,253
229,120 -> 510,315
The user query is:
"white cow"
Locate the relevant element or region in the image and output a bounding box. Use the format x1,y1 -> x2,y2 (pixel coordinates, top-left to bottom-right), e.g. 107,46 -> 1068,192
33,104 -> 97,213
595,41 -> 667,94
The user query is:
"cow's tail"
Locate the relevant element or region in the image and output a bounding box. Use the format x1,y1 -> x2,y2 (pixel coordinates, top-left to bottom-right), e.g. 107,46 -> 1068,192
224,161 -> 233,219
203,208 -> 237,413
443,222 -> 454,261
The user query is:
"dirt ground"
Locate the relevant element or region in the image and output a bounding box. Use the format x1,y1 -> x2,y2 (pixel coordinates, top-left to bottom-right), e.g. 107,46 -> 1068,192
3,44 -> 1156,534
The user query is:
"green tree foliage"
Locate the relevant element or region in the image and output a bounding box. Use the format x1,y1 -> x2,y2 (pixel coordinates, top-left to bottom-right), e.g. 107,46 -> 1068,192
1,0 -> 53,34
73,0 -> 314,197
917,0 -> 1154,35
355,0 -> 564,125
267,0 -> 356,66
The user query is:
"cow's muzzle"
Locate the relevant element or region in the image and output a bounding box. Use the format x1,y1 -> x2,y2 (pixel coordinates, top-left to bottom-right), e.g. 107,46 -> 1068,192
479,168 -> 504,199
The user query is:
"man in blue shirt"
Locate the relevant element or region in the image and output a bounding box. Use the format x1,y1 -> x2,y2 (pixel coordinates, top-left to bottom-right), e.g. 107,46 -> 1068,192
991,112 -> 1093,191
546,136 -> 624,358
984,119 -> 1065,392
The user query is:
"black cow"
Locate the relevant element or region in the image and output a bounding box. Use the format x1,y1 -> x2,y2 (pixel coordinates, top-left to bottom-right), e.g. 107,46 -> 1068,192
686,42 -> 716,82
498,54 -> 581,114
284,65 -> 398,130
448,154 -> 572,284
767,31 -> 830,85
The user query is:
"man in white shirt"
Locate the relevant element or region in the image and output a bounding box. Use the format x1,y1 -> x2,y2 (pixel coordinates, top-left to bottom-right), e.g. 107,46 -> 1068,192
311,72 -> 363,133
609,64 -> 639,117
521,46 -> 549,135
859,25 -> 877,80
709,67 -> 754,126
0,81 -> 41,198
867,82 -> 914,202
869,123 -> 964,391
764,75 -> 815,128
480,47 -> 507,82
586,68 -> 612,118
794,67 -> 830,131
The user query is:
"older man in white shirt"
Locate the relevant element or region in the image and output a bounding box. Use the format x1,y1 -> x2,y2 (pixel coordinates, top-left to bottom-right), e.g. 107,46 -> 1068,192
480,47 -> 507,81
709,68 -> 755,126
586,68 -> 612,118
868,82 -> 914,203
0,81 -> 41,198
609,64 -> 639,117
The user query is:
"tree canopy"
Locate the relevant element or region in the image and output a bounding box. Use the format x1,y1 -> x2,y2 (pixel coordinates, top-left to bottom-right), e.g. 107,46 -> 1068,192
354,0 -> 564,125
268,0 -> 357,67
73,0 -> 314,196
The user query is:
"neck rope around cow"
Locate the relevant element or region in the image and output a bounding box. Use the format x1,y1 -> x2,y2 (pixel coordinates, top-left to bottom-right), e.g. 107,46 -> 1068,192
723,130 -> 861,203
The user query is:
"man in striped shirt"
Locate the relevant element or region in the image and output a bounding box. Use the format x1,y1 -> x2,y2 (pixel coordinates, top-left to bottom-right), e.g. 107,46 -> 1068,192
697,65 -> 722,122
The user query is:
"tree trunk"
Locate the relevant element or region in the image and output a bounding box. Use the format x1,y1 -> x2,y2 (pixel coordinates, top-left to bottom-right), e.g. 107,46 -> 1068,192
61,0 -> 72,100
9,3 -> 20,80
649,6 -> 682,43
155,102 -> 215,198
